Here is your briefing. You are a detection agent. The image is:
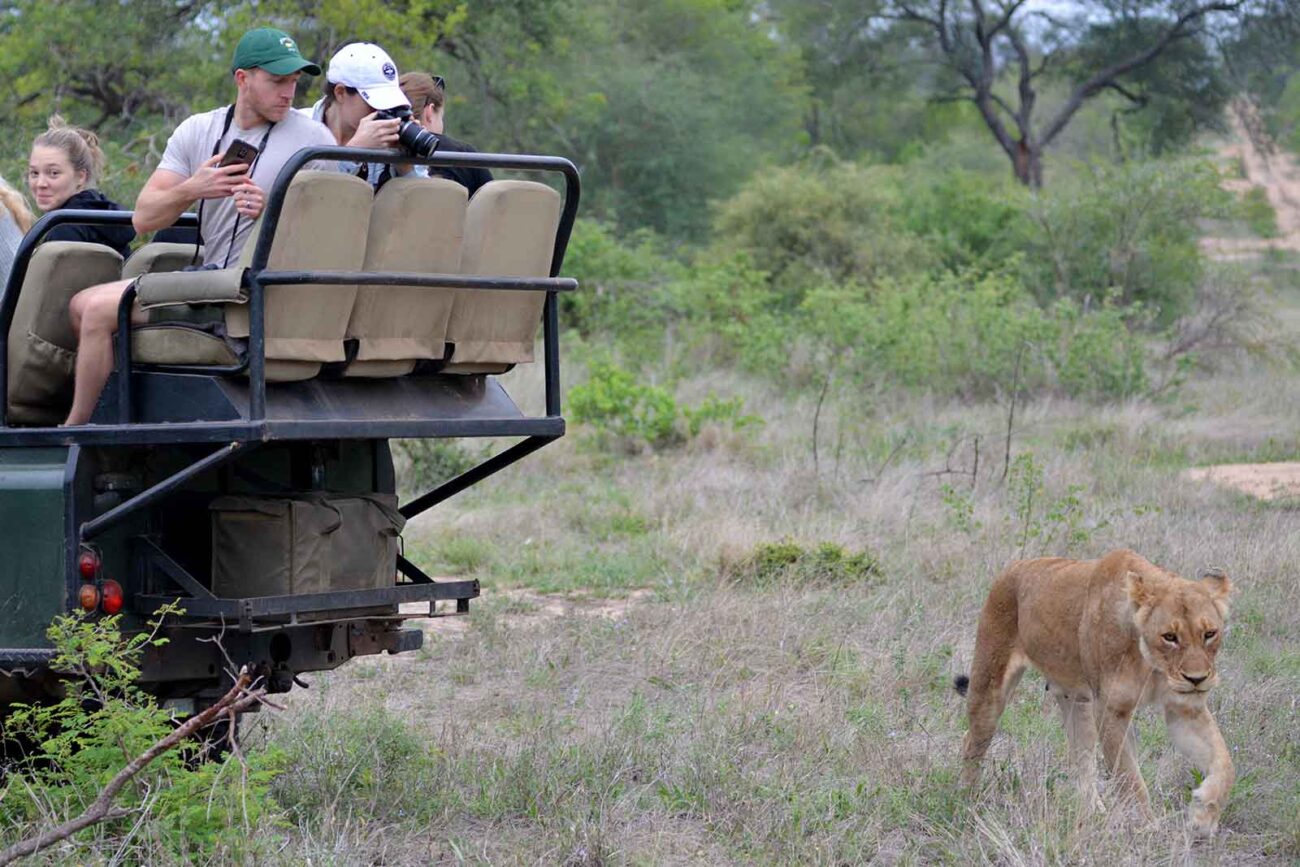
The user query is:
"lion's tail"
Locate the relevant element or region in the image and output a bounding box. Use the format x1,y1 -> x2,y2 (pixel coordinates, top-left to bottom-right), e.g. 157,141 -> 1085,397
953,674 -> 970,697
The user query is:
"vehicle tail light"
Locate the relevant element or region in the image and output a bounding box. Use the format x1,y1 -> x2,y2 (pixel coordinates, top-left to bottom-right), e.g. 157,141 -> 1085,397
78,550 -> 100,580
100,579 -> 124,615
78,583 -> 100,611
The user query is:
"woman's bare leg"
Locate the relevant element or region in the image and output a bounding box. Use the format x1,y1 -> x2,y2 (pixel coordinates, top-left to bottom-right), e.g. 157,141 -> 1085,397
64,280 -> 146,425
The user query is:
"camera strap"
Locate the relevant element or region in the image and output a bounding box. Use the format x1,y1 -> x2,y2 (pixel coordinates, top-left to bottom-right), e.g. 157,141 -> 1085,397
193,104 -> 275,268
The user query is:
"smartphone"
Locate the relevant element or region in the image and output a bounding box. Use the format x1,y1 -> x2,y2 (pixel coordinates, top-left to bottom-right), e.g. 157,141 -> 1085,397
218,138 -> 259,170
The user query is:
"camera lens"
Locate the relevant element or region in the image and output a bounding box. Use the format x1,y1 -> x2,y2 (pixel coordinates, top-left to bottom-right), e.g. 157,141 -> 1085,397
396,120 -> 440,159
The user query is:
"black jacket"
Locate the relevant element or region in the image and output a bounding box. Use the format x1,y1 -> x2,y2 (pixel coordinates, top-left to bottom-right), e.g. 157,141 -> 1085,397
432,135 -> 494,199
44,189 -> 134,258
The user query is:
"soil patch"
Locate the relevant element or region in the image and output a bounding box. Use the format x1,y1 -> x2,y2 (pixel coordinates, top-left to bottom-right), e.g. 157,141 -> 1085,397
1183,462 -> 1300,501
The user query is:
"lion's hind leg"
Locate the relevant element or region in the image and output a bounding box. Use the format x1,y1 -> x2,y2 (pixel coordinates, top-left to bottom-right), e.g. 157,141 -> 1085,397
959,583 -> 1028,789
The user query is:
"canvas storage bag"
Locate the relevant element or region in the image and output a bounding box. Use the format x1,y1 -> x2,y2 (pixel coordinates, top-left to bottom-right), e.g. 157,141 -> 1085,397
210,493 -> 406,598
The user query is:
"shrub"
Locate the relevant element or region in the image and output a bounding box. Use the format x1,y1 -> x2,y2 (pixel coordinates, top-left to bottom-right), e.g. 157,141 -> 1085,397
1240,186 -> 1279,238
1026,158 -> 1229,324
394,438 -> 475,498
569,359 -> 759,452
728,540 -> 882,587
710,158 -> 937,308
0,609 -> 282,862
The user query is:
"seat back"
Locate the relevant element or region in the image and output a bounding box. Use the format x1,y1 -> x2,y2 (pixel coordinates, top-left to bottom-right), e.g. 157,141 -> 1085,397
443,180 -> 561,373
7,241 -> 124,424
344,177 -> 467,377
225,170 -> 373,375
121,242 -> 203,280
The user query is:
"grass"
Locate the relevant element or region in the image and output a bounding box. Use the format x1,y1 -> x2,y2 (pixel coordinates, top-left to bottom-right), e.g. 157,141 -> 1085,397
217,297 -> 1300,863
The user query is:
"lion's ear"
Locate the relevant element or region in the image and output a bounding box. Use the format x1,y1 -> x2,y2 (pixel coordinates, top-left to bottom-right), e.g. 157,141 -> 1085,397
1124,570 -> 1151,608
1200,568 -> 1233,616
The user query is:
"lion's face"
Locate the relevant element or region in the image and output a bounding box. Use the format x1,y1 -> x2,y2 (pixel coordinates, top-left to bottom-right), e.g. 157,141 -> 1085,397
1127,569 -> 1231,694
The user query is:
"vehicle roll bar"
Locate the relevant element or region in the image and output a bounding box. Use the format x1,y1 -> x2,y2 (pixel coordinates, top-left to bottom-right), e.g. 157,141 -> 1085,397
0,146 -> 581,437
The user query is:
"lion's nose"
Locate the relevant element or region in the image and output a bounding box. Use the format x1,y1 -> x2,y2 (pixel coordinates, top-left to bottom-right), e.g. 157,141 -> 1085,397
1184,673 -> 1209,686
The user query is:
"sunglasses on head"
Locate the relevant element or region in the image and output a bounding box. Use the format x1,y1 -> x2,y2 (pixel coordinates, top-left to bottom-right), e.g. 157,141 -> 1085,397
431,75 -> 446,90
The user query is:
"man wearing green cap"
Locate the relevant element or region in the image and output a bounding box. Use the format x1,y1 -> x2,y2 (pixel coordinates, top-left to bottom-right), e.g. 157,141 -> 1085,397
62,27 -> 336,426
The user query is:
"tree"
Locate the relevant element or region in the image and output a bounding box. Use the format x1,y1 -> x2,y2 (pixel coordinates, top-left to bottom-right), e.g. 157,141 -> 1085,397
887,1 -> 1248,186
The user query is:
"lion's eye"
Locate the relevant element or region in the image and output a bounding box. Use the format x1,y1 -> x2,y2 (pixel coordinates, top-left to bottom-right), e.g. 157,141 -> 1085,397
1162,632 -> 1179,644
1204,630 -> 1217,642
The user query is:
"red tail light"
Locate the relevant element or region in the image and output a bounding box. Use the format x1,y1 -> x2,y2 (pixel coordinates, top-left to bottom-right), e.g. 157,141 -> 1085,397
78,550 -> 100,580
78,583 -> 100,611
100,579 -> 124,615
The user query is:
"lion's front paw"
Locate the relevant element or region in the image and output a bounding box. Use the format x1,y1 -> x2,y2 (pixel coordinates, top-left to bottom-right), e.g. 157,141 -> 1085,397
1189,790 -> 1221,838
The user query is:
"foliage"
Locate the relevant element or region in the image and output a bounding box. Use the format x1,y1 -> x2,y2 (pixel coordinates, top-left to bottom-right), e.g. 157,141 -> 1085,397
1026,158 -> 1229,324
0,607 -> 283,862
568,358 -> 759,452
1241,186 -> 1280,238
393,438 -> 475,499
728,540 -> 882,587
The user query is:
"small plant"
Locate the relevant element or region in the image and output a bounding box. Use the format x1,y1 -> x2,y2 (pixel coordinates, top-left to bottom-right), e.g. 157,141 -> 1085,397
940,483 -> 981,535
570,359 -> 759,452
394,438 -> 475,497
0,607 -> 282,863
1006,452 -> 1046,557
1240,185 -> 1278,238
729,540 -> 881,587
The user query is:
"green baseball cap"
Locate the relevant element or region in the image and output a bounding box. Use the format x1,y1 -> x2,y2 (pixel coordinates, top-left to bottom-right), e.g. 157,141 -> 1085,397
230,27 -> 321,76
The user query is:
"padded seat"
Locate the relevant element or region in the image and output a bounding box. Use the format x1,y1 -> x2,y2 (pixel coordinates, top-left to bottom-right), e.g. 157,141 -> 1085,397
130,171 -> 372,381
443,180 -> 562,373
6,241 -> 124,425
121,242 -> 204,280
344,176 -> 467,377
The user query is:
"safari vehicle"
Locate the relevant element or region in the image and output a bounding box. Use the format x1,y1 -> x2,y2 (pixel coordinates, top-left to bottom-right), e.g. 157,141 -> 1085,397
0,145 -> 578,717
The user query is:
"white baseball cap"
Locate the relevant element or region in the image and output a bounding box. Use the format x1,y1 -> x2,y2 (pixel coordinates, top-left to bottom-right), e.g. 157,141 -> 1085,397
326,43 -> 409,111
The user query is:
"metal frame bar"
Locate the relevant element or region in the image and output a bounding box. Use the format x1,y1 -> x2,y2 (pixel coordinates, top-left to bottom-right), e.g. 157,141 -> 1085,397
400,434 -> 556,520
79,441 -> 259,541
133,579 -> 479,619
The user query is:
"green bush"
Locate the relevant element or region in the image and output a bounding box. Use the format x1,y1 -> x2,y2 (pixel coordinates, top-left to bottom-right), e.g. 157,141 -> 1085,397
710,157 -> 937,309
0,609 -> 282,862
569,359 -> 759,451
1241,186 -> 1279,238
394,438 -> 475,498
729,540 -> 882,587
1026,158 -> 1228,324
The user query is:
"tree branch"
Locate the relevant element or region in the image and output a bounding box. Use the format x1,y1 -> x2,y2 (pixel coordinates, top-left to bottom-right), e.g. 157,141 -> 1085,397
1039,1 -> 1245,148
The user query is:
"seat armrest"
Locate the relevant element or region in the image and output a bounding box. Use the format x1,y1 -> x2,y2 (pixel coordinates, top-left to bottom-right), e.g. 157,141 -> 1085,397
135,268 -> 247,309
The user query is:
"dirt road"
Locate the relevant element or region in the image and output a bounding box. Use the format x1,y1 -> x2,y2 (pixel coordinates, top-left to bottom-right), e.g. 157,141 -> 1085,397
1203,99 -> 1300,258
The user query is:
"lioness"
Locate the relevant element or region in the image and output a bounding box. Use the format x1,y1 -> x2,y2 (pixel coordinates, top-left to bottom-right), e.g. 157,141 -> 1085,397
955,549 -> 1233,834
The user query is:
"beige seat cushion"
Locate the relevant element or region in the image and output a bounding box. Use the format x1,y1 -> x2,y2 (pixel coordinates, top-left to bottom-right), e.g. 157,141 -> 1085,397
7,241 -> 124,425
131,171 -> 374,379
131,324 -> 319,381
121,242 -> 204,280
345,177 -> 467,378
443,180 -> 561,373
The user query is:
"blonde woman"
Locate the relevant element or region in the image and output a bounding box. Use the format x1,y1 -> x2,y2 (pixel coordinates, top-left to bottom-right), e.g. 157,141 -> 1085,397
0,175 -> 35,291
28,115 -> 134,257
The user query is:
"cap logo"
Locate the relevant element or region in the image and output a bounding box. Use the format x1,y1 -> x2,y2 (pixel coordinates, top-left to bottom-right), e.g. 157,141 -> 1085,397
280,36 -> 298,53
381,62 -> 397,80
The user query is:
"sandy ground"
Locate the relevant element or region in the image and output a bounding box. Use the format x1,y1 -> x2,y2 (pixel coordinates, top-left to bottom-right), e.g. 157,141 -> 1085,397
1183,462 -> 1300,500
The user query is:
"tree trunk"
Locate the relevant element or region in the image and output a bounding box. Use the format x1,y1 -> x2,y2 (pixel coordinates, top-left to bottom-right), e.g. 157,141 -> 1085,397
1011,139 -> 1043,188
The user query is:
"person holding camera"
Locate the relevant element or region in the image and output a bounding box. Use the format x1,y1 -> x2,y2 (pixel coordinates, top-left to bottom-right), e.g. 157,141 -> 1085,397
60,26 -> 334,426
308,43 -> 429,189
399,72 -> 493,198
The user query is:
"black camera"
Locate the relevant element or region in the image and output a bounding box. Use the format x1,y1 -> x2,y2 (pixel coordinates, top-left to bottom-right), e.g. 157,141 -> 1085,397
374,107 -> 441,159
